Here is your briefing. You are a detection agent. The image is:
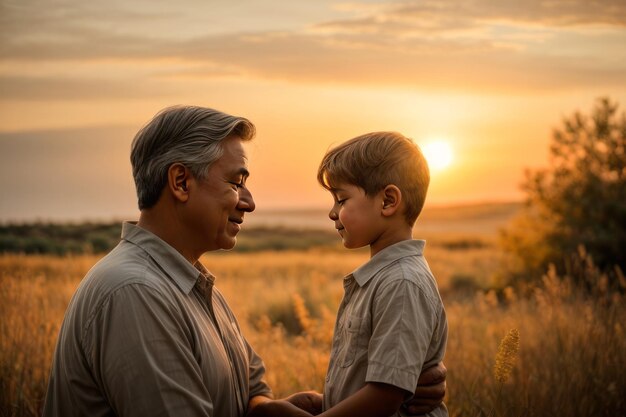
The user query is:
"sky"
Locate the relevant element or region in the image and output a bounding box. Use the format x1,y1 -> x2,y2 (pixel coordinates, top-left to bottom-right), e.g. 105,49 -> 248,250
1,0 -> 626,222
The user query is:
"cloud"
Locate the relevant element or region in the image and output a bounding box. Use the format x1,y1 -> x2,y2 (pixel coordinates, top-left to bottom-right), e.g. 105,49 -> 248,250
0,0 -> 186,60
0,0 -> 625,99
160,29 -> 626,92
0,28 -> 165,61
0,75 -> 180,100
319,0 -> 626,35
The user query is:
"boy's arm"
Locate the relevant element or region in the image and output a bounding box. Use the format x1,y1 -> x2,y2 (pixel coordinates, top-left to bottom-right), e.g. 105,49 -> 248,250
247,383 -> 404,417
247,399 -> 312,417
317,382 -> 406,417
247,395 -> 272,415
284,391 -> 323,414
247,361 -> 447,417
247,392 -> 322,417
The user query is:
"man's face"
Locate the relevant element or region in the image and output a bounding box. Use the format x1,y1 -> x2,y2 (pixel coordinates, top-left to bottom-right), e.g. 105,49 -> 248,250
185,135 -> 255,252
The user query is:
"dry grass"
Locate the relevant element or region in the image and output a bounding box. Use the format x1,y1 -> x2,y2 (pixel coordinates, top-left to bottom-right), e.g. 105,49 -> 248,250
0,255 -> 97,417
0,246 -> 624,417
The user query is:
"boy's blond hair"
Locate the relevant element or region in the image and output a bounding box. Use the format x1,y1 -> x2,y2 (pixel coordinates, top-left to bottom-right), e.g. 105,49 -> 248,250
317,131 -> 430,225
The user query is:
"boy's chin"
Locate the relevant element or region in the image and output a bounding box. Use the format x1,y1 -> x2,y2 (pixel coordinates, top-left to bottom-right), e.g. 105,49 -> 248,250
342,240 -> 367,250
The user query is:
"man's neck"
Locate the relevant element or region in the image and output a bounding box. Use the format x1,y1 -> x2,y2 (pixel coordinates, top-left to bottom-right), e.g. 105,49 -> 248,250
137,207 -> 199,264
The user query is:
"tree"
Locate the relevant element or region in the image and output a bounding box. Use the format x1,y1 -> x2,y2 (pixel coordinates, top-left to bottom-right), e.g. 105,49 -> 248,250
501,97 -> 626,285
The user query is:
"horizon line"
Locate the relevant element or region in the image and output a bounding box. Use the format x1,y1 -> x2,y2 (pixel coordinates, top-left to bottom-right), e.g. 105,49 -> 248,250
0,199 -> 523,225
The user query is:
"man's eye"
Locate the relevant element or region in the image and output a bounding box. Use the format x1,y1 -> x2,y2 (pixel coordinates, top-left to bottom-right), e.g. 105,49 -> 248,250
230,181 -> 244,189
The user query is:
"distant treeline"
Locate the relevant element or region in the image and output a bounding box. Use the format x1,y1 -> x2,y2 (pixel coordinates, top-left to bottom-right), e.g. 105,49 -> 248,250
0,222 -> 493,255
0,222 -> 122,255
0,222 -> 343,255
235,227 -> 340,252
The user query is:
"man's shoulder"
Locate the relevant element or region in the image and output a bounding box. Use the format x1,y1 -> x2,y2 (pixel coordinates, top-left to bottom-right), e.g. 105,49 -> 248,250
86,241 -> 155,288
58,242 -> 173,349
75,241 -> 168,309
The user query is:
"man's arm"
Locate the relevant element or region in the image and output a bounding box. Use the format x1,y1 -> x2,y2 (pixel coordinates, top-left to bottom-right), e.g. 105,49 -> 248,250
404,362 -> 447,415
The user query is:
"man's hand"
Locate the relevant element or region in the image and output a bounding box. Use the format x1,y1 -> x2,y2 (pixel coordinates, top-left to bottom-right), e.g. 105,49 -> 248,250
404,362 -> 447,415
285,391 -> 323,415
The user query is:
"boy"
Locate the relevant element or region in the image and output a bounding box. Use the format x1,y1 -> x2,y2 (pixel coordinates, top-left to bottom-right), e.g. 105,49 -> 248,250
250,131 -> 447,417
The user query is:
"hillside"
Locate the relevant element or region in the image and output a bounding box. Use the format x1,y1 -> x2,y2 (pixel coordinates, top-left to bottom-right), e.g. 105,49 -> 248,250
0,201 -> 522,254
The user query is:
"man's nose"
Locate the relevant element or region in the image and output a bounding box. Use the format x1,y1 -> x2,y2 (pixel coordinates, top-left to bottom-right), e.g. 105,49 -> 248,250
238,187 -> 255,212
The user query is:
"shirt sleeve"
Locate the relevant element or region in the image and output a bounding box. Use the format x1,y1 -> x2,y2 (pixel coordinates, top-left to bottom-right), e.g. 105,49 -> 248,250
82,283 -> 213,417
244,333 -> 274,399
365,277 -> 437,395
212,289 -> 274,402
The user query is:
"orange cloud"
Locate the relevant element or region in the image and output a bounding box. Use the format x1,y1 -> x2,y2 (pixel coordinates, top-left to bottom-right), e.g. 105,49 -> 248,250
1,0 -> 625,100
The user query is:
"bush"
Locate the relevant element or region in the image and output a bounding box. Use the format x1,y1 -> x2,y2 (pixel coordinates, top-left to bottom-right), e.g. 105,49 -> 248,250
501,97 -> 626,287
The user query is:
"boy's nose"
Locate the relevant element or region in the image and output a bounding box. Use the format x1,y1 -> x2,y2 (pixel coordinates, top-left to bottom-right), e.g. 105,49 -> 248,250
328,209 -> 338,220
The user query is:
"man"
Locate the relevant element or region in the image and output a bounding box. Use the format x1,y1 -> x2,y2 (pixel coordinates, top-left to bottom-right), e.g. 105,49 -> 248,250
43,106 -> 446,416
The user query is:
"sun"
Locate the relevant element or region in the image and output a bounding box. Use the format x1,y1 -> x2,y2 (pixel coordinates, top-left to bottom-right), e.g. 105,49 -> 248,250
422,140 -> 453,171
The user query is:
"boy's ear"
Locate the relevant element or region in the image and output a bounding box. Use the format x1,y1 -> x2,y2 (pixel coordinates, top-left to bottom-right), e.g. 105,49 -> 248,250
167,163 -> 191,203
381,184 -> 402,217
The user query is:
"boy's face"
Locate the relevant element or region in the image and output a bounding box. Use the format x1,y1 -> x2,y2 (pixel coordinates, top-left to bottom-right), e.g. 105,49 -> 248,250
327,182 -> 384,250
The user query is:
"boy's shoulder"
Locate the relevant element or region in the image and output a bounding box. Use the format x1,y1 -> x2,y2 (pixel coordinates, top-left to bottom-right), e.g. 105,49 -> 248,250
358,240 -> 432,282
374,252 -> 433,286
361,240 -> 442,300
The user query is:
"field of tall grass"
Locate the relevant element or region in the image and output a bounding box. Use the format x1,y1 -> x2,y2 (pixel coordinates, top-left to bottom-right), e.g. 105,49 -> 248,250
1,237 -> 624,416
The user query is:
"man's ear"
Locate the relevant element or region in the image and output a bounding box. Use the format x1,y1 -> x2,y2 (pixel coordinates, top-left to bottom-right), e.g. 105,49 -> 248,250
167,163 -> 191,203
381,184 -> 402,217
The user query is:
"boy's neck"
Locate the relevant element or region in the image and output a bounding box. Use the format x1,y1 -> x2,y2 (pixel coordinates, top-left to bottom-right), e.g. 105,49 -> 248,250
369,225 -> 413,258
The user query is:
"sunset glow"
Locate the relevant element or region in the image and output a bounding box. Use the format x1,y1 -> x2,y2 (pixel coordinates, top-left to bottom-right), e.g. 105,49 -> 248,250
422,141 -> 454,172
0,0 -> 625,221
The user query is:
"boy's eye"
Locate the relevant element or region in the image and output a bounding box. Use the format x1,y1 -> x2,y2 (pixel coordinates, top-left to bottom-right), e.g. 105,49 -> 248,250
336,198 -> 346,205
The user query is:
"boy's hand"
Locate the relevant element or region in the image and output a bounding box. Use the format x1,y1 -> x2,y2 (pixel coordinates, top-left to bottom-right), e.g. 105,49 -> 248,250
285,391 -> 323,415
404,362 -> 447,415
247,399 -> 314,417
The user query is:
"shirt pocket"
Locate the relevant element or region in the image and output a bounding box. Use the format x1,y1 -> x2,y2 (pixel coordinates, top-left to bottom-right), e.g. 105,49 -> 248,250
338,314 -> 363,368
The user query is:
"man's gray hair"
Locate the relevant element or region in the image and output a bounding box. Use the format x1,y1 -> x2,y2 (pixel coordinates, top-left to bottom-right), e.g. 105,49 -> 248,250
130,105 -> 256,210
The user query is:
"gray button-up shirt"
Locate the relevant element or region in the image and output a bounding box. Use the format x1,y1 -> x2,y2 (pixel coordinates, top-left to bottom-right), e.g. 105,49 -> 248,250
323,240 -> 448,417
43,222 -> 272,417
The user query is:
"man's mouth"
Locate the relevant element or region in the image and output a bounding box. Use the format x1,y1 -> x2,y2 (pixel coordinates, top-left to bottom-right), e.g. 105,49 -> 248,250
229,217 -> 243,225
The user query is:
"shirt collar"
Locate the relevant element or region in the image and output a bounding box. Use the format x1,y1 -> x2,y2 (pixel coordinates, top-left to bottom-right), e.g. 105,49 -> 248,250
121,221 -> 209,294
350,239 -> 425,287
